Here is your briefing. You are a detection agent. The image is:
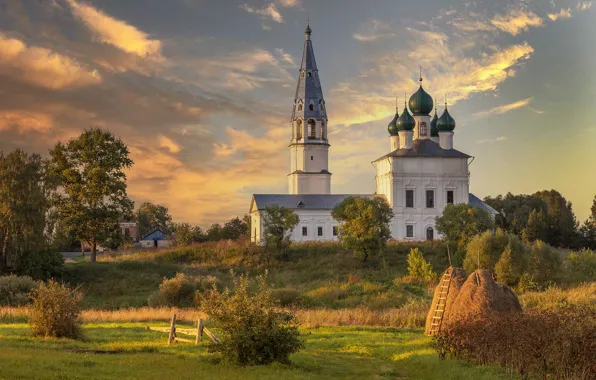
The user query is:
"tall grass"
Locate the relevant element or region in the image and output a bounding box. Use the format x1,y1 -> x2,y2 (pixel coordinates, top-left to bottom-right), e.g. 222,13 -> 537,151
519,282 -> 596,311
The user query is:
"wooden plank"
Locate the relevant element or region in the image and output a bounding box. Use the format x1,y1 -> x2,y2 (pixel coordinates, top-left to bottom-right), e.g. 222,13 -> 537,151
168,314 -> 177,345
203,327 -> 220,344
175,337 -> 195,343
147,326 -> 198,336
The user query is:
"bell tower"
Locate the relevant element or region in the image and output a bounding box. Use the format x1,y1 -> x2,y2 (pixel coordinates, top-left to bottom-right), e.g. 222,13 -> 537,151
288,24 -> 331,194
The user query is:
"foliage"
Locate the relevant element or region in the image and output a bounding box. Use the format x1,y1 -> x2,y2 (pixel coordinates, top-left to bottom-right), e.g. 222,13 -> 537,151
0,149 -> 61,278
171,223 -> 205,246
484,192 -> 547,235
102,229 -> 131,251
432,307 -> 596,380
199,272 -> 303,365
406,248 -> 437,283
527,240 -> 562,286
435,203 -> 494,250
49,128 -> 134,262
331,196 -> 394,263
135,202 -> 172,236
147,272 -> 219,307
271,287 -> 301,307
28,280 -> 83,339
521,208 -> 548,243
261,205 -> 299,261
565,249 -> 596,283
578,195 -> 596,249
206,223 -> 223,241
221,217 -> 249,240
494,247 -> 515,285
0,275 -> 38,306
463,229 -> 509,273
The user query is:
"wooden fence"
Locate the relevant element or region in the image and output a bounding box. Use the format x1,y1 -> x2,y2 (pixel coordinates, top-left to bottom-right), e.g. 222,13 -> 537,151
145,313 -> 219,345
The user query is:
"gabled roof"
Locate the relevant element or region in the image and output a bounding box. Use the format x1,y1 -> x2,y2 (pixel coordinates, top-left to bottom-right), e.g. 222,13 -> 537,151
140,225 -> 170,240
250,194 -> 375,212
469,193 -> 499,215
373,139 -> 471,162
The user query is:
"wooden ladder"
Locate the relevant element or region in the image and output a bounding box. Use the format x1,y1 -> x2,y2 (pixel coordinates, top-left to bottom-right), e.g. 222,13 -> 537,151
429,267 -> 453,336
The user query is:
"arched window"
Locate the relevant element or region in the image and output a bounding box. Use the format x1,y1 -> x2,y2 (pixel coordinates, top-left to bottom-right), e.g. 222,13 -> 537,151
309,104 -> 314,111
297,102 -> 303,112
426,227 -> 434,241
321,121 -> 326,140
296,119 -> 302,140
307,71 -> 312,77
307,119 -> 316,139
419,121 -> 427,136
301,71 -> 305,78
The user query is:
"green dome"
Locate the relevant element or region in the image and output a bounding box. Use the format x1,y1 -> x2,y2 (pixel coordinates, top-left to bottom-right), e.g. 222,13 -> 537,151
388,110 -> 399,136
437,108 -> 456,132
430,111 -> 439,137
396,107 -> 415,131
408,85 -> 434,115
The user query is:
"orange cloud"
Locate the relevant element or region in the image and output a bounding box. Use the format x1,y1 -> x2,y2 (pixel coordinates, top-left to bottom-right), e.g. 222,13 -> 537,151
66,0 -> 162,59
490,9 -> 543,35
0,33 -> 101,89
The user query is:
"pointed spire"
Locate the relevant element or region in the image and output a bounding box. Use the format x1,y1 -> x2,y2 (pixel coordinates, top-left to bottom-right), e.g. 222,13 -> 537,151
419,65 -> 423,83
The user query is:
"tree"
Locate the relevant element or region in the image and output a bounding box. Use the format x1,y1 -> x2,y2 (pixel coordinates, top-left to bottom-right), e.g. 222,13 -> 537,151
578,195 -> 596,249
135,202 -> 172,235
221,217 -> 248,240
522,209 -> 549,243
206,223 -> 223,241
50,128 -> 134,262
171,223 -> 204,246
261,205 -> 299,261
534,190 -> 578,248
435,203 -> 494,250
331,196 -> 393,263
484,193 -> 547,235
495,247 -> 515,285
0,149 -> 62,278
527,240 -> 562,286
407,248 -> 437,283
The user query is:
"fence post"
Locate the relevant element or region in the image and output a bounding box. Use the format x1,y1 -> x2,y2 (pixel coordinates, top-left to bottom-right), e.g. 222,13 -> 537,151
196,319 -> 204,345
168,313 -> 177,345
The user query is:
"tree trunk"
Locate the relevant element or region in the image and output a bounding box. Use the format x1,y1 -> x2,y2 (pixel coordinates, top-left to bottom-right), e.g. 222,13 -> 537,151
80,241 -> 84,257
91,240 -> 97,263
2,227 -> 9,267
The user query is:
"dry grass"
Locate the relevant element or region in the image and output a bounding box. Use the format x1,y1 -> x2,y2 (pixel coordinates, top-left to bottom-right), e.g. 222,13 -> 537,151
519,282 -> 596,311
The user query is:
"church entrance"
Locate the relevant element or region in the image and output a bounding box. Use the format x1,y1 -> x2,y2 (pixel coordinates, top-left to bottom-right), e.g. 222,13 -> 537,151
426,227 -> 434,241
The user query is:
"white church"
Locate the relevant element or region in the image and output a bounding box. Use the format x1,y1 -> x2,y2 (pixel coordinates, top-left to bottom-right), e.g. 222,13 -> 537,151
249,25 -> 497,243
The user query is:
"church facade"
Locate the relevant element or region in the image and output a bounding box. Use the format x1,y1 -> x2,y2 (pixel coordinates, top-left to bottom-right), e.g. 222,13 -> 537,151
249,25 -> 496,244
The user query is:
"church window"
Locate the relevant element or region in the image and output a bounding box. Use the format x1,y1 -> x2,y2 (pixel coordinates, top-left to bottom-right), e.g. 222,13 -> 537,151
426,227 -> 434,241
296,119 -> 303,140
406,225 -> 414,238
301,71 -> 305,78
447,190 -> 454,205
307,119 -> 316,139
309,104 -> 314,111
307,71 -> 312,77
406,190 -> 414,208
426,190 -> 435,208
311,156 -> 313,160
317,226 -> 323,236
420,121 -> 427,136
298,103 -> 303,111
333,226 -> 338,236
302,226 -> 308,236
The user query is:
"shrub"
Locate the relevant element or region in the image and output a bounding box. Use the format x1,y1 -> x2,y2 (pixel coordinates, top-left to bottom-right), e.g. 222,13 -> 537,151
28,280 -> 83,339
527,240 -> 562,286
0,275 -> 38,306
494,248 -> 514,285
406,248 -> 436,283
565,249 -> 596,283
271,287 -> 301,306
148,273 -> 218,307
199,272 -> 303,365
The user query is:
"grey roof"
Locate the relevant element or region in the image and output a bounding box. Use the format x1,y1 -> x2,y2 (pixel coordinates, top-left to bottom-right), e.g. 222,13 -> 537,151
292,25 -> 326,122
374,138 -> 471,162
251,194 -> 374,211
140,225 -> 170,240
469,193 -> 499,215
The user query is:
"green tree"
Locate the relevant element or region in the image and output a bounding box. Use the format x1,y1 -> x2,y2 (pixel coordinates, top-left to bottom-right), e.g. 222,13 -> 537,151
0,149 -> 62,278
135,202 -> 172,235
221,217 -> 248,240
50,128 -> 134,262
494,247 -> 515,285
171,223 -> 204,246
534,190 -> 578,248
407,248 -> 437,283
261,205 -> 299,261
331,196 -> 394,263
527,240 -> 562,286
579,195 -> 596,249
522,209 -> 549,243
206,223 -> 223,241
435,203 -> 494,250
463,229 -> 527,277
484,193 -> 547,234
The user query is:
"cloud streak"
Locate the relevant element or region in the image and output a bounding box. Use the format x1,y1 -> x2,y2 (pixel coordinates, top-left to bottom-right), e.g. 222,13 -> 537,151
490,8 -> 543,35
474,97 -> 533,118
241,3 -> 284,24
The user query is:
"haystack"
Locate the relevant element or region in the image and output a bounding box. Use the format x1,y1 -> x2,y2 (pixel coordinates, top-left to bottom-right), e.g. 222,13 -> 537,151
445,269 -> 521,326
424,267 -> 467,335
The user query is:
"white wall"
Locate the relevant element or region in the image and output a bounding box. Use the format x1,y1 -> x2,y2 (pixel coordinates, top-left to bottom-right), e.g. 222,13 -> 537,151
251,209 -> 339,244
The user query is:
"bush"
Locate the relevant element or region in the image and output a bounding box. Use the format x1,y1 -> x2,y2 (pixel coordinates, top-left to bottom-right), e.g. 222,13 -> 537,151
565,249 -> 596,283
527,240 -> 562,286
199,272 -> 303,365
406,248 -> 437,283
0,275 -> 38,306
148,273 -> 219,307
28,280 -> 83,339
271,287 -> 301,307
432,307 -> 596,380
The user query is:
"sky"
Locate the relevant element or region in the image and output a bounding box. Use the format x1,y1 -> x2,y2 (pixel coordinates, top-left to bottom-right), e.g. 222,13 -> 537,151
0,0 -> 595,225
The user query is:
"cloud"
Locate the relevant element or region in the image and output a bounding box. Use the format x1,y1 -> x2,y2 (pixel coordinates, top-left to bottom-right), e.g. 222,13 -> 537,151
477,136 -> 508,144
159,135 -> 183,154
576,1 -> 593,11
65,0 -> 162,59
490,9 -> 543,35
261,24 -> 272,31
277,0 -> 300,7
0,32 -> 101,89
548,8 -> 572,21
474,97 -> 533,117
241,3 -> 284,24
353,20 -> 395,42
275,48 -> 296,66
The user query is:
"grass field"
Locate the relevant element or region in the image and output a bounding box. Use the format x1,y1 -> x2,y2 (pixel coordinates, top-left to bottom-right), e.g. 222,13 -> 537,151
0,322 -> 511,380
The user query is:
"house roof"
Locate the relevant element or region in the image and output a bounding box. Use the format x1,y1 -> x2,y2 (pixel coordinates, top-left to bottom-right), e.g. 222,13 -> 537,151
373,138 -> 471,162
250,194 -> 375,212
140,225 -> 170,240
469,193 -> 499,215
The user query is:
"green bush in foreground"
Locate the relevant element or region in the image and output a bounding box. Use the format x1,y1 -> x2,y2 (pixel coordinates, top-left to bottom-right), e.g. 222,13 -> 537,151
0,275 -> 38,306
28,280 -> 83,339
406,248 -> 437,283
199,272 -> 303,365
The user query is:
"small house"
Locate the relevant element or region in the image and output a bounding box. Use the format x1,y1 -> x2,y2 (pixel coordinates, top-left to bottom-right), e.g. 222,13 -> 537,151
140,226 -> 172,248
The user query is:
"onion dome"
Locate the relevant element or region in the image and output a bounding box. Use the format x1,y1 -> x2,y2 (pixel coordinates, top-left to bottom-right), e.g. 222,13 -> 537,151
396,107 -> 415,131
430,110 -> 439,137
437,108 -> 456,132
408,85 -> 434,115
388,109 -> 399,136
